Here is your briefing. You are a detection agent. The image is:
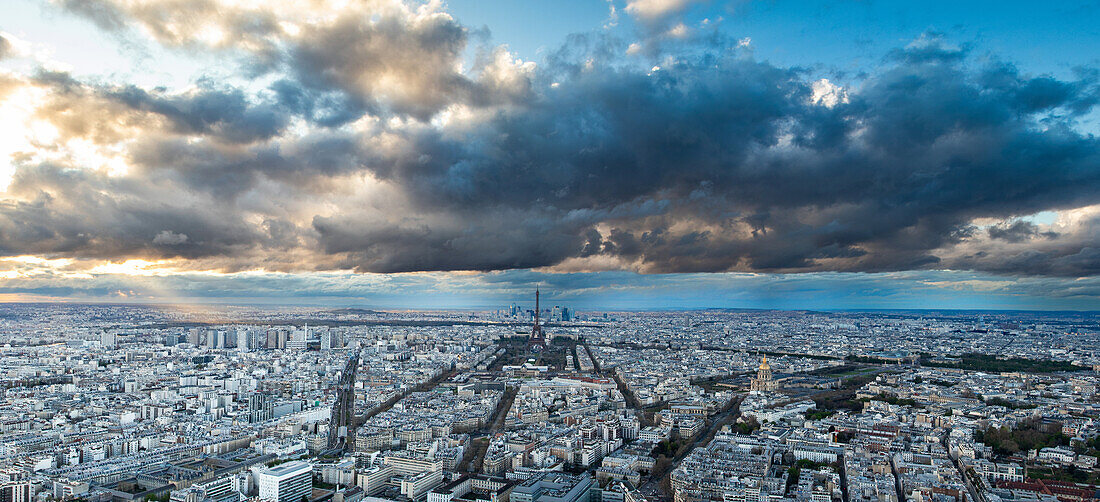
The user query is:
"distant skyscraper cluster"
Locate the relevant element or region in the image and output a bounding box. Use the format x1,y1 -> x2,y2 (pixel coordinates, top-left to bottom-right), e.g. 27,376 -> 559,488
504,298 -> 574,322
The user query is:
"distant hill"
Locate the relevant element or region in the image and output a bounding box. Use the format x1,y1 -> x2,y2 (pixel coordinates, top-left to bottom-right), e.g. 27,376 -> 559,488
327,308 -> 385,316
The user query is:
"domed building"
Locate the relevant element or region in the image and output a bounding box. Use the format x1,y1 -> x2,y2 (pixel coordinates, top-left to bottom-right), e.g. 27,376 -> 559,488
750,354 -> 778,393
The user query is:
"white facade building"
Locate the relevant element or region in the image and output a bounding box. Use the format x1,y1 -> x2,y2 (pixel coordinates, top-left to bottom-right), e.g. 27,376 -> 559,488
257,461 -> 312,502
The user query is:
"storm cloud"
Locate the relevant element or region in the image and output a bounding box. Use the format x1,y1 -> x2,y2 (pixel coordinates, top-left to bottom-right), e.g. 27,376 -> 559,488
1,1 -> 1099,283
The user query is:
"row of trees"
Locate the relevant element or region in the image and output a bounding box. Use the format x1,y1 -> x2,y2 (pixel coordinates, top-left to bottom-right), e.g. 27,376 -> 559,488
922,353 -> 1088,373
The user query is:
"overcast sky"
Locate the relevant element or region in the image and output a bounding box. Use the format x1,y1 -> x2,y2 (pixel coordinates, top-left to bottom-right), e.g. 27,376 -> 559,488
1,0 -> 1099,310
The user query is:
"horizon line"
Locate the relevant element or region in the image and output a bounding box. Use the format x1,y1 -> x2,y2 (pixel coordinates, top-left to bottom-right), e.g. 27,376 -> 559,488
0,300 -> 1097,315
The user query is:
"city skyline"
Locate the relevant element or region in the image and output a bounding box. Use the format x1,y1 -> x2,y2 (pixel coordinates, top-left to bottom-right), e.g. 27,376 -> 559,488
1,1 -> 1100,309
0,301 -> 1097,502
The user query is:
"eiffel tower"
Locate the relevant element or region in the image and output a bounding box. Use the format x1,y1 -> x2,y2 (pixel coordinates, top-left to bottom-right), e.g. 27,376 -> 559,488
527,287 -> 547,351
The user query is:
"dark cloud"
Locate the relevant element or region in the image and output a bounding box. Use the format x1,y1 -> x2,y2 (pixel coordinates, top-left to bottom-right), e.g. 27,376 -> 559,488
0,165 -> 261,260
950,247 -> 1100,278
945,211 -> 1100,277
312,207 -> 593,273
29,70 -> 291,144
125,131 -> 365,198
363,55 -> 805,212
987,221 -> 1058,242
269,79 -> 366,127
310,34 -> 1100,275
105,83 -> 289,143
25,70 -> 284,148
277,10 -> 473,121
4,9 -> 1100,280
0,34 -> 11,60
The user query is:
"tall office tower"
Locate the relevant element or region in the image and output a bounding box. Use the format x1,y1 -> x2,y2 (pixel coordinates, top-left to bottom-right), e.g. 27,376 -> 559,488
237,329 -> 250,352
248,393 -> 274,423
100,331 -> 117,348
327,353 -> 360,452
320,331 -> 332,351
188,328 -> 201,346
257,461 -> 312,502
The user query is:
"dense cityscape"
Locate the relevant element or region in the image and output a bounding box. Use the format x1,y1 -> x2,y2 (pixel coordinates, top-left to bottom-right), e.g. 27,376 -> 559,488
4,1 -> 1100,502
2,295 -> 1099,502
